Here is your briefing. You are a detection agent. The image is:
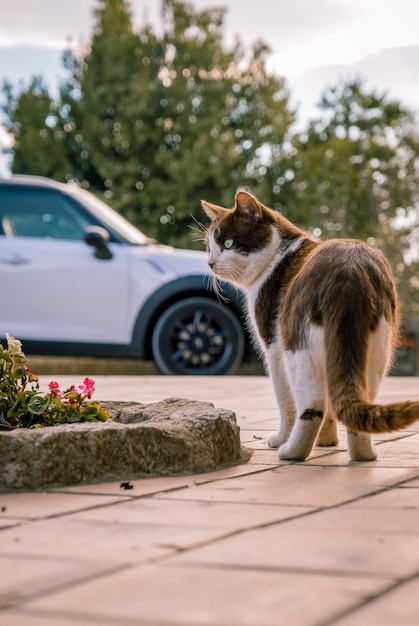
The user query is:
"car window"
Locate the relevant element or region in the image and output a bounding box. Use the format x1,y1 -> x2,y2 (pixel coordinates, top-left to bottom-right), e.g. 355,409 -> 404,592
67,185 -> 149,245
0,189 -> 92,240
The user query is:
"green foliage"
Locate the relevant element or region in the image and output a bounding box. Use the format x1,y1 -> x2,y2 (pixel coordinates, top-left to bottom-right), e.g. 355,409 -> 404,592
0,334 -> 109,429
273,80 -> 419,316
2,0 -> 292,247
1,77 -> 71,179
1,2 -> 418,313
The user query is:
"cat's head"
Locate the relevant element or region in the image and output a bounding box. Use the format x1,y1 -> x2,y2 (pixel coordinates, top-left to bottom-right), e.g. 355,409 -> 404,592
201,191 -> 282,287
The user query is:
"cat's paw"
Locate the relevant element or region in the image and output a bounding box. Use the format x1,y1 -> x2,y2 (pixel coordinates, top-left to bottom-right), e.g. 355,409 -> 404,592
316,434 -> 339,447
347,432 -> 377,462
278,443 -> 307,462
349,450 -> 377,462
267,432 -> 283,448
317,415 -> 338,446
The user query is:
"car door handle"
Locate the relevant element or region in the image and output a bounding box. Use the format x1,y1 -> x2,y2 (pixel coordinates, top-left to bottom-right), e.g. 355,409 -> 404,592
0,255 -> 30,266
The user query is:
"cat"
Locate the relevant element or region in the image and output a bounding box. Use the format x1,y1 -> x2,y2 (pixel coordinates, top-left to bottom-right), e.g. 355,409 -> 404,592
202,190 -> 419,461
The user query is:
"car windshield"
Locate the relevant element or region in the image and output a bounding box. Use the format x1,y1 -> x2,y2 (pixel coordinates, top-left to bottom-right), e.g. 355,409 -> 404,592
67,184 -> 149,245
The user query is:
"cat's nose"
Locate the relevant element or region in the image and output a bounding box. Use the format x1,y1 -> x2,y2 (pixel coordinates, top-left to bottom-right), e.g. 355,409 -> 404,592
208,261 -> 215,269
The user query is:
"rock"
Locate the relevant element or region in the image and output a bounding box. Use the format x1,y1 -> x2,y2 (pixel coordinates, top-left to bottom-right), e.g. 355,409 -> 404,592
0,398 -> 249,492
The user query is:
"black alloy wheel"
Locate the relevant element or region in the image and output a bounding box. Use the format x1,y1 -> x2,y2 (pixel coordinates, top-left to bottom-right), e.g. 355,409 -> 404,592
151,297 -> 245,375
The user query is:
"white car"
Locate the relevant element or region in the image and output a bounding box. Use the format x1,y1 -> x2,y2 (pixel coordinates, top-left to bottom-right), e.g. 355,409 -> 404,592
0,175 -> 247,375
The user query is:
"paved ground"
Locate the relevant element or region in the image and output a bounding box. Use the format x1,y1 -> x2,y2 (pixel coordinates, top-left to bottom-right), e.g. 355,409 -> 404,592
1,375 -> 419,626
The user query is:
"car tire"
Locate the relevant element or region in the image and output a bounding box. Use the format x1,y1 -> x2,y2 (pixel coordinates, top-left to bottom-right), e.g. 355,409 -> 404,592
151,297 -> 245,375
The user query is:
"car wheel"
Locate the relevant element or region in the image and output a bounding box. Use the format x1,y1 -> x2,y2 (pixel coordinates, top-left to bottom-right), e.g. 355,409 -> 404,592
151,297 -> 245,375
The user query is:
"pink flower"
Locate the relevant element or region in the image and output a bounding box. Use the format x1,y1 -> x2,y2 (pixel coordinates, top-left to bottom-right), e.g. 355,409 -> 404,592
48,381 -> 62,397
78,377 -> 95,399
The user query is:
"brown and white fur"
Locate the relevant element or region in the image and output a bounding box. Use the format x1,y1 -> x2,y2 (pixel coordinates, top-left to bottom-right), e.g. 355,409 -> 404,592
202,190 -> 419,461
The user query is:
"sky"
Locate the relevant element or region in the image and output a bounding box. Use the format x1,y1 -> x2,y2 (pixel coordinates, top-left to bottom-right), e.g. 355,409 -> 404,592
0,0 -> 419,175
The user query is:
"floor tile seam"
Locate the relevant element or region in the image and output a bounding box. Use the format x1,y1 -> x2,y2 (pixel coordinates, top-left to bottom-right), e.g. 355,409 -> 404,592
304,462 -> 419,469
240,428 -> 419,442
0,550 -> 123,566
155,495 -> 314,509
154,471 -> 419,510
4,606 -> 126,626
143,506 -> 328,565
274,462 -> 419,476
9,467 -> 417,532
0,497 -> 138,527
247,461 -> 282,466
150,464 -> 285,492
380,472 -> 419,488
164,559 -> 396,581
312,568 -> 419,626
0,520 -> 28,532
6,605 -> 224,626
151,476 -> 419,557
0,467 -> 285,527
0,513 -> 39,522
3,605 -> 163,626
309,472 -> 419,506
3,463 -> 417,528
45,464 -> 281,501
1,468 -> 304,534
0,560 -> 137,613
375,431 -> 419,443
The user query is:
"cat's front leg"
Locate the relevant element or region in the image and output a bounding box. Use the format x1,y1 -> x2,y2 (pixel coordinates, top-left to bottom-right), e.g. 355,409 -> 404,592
277,347 -> 326,461
278,408 -> 325,461
267,400 -> 295,448
265,345 -> 296,448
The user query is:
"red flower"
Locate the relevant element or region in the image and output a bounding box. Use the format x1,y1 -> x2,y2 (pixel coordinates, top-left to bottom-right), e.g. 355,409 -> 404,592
48,381 -> 62,397
78,377 -> 95,399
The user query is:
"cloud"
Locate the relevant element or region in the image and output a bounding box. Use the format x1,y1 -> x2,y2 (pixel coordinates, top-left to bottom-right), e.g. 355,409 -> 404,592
190,0 -> 363,56
0,0 -> 93,48
1,0 -> 418,129
289,45 -> 419,125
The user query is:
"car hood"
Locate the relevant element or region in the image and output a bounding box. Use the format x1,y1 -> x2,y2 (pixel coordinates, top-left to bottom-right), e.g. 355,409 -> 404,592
140,243 -> 210,277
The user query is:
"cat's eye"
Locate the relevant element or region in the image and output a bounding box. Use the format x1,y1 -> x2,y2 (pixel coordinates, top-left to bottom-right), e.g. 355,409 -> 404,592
224,239 -> 234,249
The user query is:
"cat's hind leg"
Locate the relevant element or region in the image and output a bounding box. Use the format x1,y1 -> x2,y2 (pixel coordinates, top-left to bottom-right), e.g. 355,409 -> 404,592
277,347 -> 326,461
347,430 -> 376,461
346,318 -> 391,461
316,410 -> 339,446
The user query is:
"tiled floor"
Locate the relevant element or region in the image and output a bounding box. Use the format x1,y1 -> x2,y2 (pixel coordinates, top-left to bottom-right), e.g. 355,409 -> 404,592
1,375 -> 419,626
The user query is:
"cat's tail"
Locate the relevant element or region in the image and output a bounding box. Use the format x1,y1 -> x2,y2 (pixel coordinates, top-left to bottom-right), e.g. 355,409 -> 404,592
332,396 -> 419,434
319,243 -> 419,434
326,333 -> 419,434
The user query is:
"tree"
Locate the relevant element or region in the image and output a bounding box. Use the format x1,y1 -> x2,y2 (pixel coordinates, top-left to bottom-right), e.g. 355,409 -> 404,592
2,0 -> 293,246
275,80 -> 419,315
2,5 -> 419,315
1,77 -> 70,179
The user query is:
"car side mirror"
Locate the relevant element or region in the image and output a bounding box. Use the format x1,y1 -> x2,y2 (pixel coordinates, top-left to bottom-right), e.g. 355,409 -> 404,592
84,226 -> 113,260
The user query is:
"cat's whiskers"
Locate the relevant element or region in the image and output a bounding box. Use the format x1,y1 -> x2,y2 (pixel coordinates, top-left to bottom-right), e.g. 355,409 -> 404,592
189,216 -> 208,244
225,265 -> 246,285
211,276 -> 229,303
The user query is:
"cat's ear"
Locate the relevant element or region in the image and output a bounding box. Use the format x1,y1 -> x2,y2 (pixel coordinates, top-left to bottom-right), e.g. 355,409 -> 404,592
201,200 -> 228,221
235,191 -> 263,222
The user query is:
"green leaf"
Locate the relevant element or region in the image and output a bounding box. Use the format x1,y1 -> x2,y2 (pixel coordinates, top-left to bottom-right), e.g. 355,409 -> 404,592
12,367 -> 25,379
28,395 -> 50,415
